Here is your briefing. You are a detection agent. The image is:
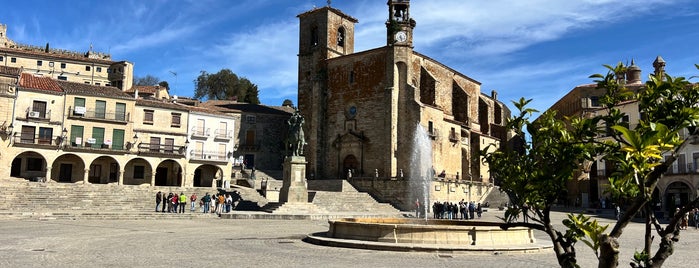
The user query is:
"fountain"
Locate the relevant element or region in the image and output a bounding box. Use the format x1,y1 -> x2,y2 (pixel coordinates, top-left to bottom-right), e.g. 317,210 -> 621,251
408,124 -> 432,220
305,123 -> 551,252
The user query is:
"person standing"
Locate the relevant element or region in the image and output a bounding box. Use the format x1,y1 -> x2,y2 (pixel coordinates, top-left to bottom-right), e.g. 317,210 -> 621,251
165,193 -> 173,213
414,199 -> 420,218
190,193 -> 198,212
225,194 -> 233,213
202,193 -> 211,213
155,191 -> 162,212
179,192 -> 187,213
217,194 -> 225,215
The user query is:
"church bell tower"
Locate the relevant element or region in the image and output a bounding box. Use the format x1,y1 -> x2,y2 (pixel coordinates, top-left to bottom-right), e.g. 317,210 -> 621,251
387,0 -> 415,47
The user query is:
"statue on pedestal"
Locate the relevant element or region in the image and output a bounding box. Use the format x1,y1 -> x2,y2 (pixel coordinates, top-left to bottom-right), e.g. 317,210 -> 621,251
285,109 -> 306,157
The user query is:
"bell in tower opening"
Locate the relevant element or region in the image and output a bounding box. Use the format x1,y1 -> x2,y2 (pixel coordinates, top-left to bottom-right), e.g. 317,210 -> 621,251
390,0 -> 410,22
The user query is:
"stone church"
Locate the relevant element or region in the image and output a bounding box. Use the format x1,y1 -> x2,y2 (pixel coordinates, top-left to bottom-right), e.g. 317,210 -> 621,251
297,0 -> 510,195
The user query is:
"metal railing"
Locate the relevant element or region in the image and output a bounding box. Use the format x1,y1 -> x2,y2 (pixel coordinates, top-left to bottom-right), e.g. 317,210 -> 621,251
14,134 -> 60,145
191,127 -> 210,137
137,143 -> 186,155
214,129 -> 233,139
66,140 -> 125,150
69,106 -> 129,122
190,150 -> 227,161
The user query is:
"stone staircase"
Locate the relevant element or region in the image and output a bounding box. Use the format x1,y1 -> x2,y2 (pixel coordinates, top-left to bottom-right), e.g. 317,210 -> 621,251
482,186 -> 511,209
0,177 -> 220,220
0,176 -> 402,219
262,180 -> 401,216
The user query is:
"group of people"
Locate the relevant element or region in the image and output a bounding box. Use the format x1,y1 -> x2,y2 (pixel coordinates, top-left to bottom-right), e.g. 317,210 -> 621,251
432,199 -> 483,220
676,208 -> 699,230
156,191 -> 239,215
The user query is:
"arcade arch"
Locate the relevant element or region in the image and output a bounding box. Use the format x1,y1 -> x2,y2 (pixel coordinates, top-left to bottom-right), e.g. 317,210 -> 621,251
192,164 -> 222,187
11,151 -> 47,181
50,153 -> 86,183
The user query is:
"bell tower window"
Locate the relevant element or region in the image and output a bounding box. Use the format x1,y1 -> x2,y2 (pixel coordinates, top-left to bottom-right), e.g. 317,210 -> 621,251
337,27 -> 345,47
311,26 -> 319,47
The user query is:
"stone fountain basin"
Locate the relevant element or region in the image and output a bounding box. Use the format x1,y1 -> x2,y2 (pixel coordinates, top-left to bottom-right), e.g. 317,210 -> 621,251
327,218 -> 536,247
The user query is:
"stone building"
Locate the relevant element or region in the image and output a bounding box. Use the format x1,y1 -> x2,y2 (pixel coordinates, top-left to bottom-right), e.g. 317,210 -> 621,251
296,1 -> 510,206
0,23 -> 133,91
200,100 -> 293,171
541,57 -> 699,215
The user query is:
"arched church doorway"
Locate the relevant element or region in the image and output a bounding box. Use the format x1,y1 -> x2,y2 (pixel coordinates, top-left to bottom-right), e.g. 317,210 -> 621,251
343,154 -> 358,179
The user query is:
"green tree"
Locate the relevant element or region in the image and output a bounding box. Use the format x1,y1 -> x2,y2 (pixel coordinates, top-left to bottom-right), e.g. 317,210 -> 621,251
282,99 -> 294,107
483,63 -> 699,267
193,69 -> 260,104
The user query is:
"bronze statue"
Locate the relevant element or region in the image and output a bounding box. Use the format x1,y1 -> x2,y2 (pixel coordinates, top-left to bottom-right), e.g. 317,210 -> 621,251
285,109 -> 306,156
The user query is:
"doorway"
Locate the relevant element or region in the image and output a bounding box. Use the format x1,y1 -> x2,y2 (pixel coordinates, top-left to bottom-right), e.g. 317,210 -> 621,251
59,163 -> 72,182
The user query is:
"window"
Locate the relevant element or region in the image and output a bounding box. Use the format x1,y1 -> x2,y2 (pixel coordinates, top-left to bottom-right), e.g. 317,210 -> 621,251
349,71 -> 355,83
57,76 -> 67,81
164,138 -> 174,153
11,57 -> 16,63
144,110 -> 154,124
246,115 -> 256,124
27,158 -> 43,171
337,27 -> 345,47
311,26 -> 319,46
0,56 -> 3,61
73,97 -> 86,116
171,113 -> 181,127
150,137 -> 160,152
590,96 -> 600,107
85,66 -> 91,71
31,100 -> 47,118
60,63 -> 66,69
70,125 -> 84,147
92,127 -> 105,148
133,166 -> 145,179
115,103 -> 126,121
96,67 -> 102,72
84,81 -> 90,84
38,127 -> 53,145
37,60 -> 43,66
95,100 -> 106,119
21,126 -> 36,144
95,83 -> 100,86
112,129 -> 124,150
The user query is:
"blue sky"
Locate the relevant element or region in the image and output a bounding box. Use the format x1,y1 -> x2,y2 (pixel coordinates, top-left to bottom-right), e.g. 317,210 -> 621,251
3,0 -> 699,114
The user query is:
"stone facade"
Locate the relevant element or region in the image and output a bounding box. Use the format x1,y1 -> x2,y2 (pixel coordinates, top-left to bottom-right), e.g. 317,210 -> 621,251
297,1 -> 510,206
0,22 -> 133,90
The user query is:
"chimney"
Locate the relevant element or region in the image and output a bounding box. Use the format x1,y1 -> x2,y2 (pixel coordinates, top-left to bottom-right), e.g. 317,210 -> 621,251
491,90 -> 498,100
626,59 -> 642,84
134,88 -> 139,99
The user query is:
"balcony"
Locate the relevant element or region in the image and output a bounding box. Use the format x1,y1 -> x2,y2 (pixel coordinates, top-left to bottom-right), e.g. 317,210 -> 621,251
24,107 -> 51,121
68,106 -> 129,124
190,150 -> 228,163
13,134 -> 61,149
213,129 -> 233,140
190,127 -> 210,139
137,143 -> 186,158
64,140 -> 127,154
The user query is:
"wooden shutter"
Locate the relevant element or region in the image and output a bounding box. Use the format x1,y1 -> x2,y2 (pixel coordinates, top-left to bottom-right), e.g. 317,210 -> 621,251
112,129 -> 125,150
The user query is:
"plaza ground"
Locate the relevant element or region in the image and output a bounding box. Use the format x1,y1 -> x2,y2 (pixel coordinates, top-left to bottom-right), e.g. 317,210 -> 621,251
0,210 -> 696,268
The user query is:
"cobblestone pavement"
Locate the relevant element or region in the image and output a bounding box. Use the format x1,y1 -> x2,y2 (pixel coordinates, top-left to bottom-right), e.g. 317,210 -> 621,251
0,210 -> 697,268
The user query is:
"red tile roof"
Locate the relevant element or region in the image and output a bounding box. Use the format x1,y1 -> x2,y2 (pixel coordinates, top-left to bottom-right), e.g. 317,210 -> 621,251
125,85 -> 161,94
19,73 -> 62,92
56,80 -> 132,99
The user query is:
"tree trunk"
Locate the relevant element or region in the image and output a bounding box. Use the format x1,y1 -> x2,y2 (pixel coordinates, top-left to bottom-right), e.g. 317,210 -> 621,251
598,234 -> 619,268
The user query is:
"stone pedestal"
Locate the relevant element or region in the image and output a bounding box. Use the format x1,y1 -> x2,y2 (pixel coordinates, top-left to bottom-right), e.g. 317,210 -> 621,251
279,156 -> 308,203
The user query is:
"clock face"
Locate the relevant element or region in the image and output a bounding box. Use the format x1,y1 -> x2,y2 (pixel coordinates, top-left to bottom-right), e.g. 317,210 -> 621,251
395,31 -> 407,43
